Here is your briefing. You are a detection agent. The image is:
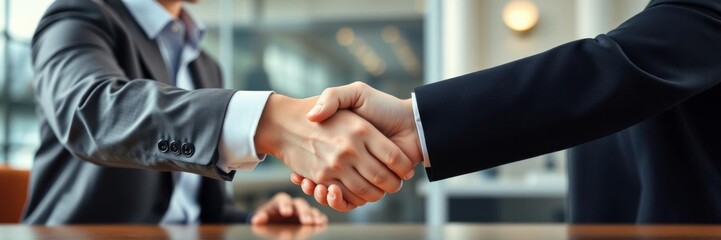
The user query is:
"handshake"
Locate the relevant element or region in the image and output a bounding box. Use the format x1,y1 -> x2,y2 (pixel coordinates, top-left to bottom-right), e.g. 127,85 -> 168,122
253,82 -> 422,212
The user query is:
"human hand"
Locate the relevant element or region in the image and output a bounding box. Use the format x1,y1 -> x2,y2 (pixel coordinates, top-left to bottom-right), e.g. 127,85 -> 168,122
250,192 -> 328,225
291,82 -> 423,209
307,82 -> 422,165
255,94 -> 415,211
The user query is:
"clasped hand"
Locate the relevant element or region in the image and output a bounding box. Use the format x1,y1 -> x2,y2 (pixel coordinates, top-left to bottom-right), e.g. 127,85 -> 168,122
256,82 -> 422,211
254,84 -> 421,211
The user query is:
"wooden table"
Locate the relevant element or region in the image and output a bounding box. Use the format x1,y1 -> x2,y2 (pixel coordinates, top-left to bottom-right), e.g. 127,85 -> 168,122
0,224 -> 720,239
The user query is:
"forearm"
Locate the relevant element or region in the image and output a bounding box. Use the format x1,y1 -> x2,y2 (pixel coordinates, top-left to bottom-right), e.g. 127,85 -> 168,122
416,2 -> 721,180
34,19 -> 235,179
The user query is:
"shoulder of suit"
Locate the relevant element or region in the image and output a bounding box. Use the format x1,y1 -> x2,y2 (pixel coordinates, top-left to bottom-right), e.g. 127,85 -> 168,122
33,0 -> 126,44
649,0 -> 721,16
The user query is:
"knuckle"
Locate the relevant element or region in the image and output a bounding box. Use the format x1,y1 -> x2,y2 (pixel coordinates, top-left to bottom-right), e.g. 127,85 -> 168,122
351,81 -> 367,90
275,192 -> 291,201
336,143 -> 358,158
328,157 -> 345,170
316,168 -> 334,181
322,88 -> 337,97
385,148 -> 403,168
370,172 -> 389,186
351,123 -> 370,136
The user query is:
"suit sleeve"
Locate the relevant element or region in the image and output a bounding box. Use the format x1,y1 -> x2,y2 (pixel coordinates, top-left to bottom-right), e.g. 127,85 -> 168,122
416,1 -> 721,181
32,5 -> 237,180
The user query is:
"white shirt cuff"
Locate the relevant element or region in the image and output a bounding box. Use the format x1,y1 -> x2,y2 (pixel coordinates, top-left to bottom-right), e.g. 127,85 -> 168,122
411,93 -> 431,168
217,91 -> 273,172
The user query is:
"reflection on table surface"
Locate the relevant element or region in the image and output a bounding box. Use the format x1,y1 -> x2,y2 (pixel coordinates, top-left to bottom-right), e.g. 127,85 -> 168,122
1,224 -> 720,240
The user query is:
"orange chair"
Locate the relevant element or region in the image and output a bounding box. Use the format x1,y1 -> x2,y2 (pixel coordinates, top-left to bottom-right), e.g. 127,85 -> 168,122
0,165 -> 30,223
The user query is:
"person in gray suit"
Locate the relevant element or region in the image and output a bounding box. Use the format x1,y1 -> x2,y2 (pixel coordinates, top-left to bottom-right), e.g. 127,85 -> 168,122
24,0 -> 414,224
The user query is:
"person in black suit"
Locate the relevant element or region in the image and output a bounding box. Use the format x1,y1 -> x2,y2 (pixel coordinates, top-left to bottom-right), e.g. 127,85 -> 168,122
25,0 -> 417,224
293,0 -> 721,223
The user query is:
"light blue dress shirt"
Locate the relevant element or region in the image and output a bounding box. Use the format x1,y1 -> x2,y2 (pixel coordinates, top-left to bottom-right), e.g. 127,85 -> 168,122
122,0 -> 272,224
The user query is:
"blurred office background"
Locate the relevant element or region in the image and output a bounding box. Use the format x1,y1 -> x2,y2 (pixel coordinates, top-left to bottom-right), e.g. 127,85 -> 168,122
0,0 -> 647,224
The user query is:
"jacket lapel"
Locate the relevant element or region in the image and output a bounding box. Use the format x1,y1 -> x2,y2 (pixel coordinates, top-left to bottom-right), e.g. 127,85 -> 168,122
105,0 -> 171,85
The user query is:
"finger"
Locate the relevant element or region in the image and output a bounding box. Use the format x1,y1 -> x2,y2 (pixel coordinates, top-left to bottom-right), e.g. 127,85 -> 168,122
319,214 -> 329,225
340,167 -> 385,202
274,193 -> 294,217
251,211 -> 269,225
327,184 -> 357,212
292,198 -> 314,225
322,182 -> 359,212
354,146 -> 404,193
328,179 -> 367,208
307,82 -> 368,122
314,184 -> 329,206
311,209 -> 327,225
301,179 -> 316,196
290,173 -> 304,185
366,130 -> 415,181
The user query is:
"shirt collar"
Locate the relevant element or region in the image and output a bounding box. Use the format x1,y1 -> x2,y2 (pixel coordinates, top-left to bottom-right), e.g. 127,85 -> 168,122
178,8 -> 206,48
122,0 -> 206,45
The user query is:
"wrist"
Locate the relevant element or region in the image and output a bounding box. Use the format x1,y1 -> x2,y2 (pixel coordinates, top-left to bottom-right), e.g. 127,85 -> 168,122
404,97 -> 424,166
255,94 -> 292,157
254,94 -> 318,158
401,98 -> 416,135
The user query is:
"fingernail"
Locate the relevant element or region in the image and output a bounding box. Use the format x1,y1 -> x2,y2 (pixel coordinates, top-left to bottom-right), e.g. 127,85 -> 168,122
307,104 -> 322,117
328,192 -> 335,199
405,169 -> 415,180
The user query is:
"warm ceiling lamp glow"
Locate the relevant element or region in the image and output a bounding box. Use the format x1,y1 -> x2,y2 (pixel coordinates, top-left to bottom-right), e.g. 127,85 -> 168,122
503,0 -> 539,32
336,27 -> 356,46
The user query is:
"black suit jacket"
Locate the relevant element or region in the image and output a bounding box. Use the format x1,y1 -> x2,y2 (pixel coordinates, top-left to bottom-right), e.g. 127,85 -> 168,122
416,0 -> 721,223
23,0 -> 246,224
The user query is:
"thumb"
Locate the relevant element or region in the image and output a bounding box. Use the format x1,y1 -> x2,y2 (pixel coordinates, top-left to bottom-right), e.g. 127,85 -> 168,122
307,82 -> 368,122
306,102 -> 338,123
306,93 -> 341,122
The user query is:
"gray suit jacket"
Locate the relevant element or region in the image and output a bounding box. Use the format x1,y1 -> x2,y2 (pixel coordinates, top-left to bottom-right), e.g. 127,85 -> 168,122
23,0 -> 247,224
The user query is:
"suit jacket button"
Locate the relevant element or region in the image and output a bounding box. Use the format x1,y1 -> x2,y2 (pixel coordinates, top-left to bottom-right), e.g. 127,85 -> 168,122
169,141 -> 181,155
157,139 -> 169,153
182,143 -> 195,158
